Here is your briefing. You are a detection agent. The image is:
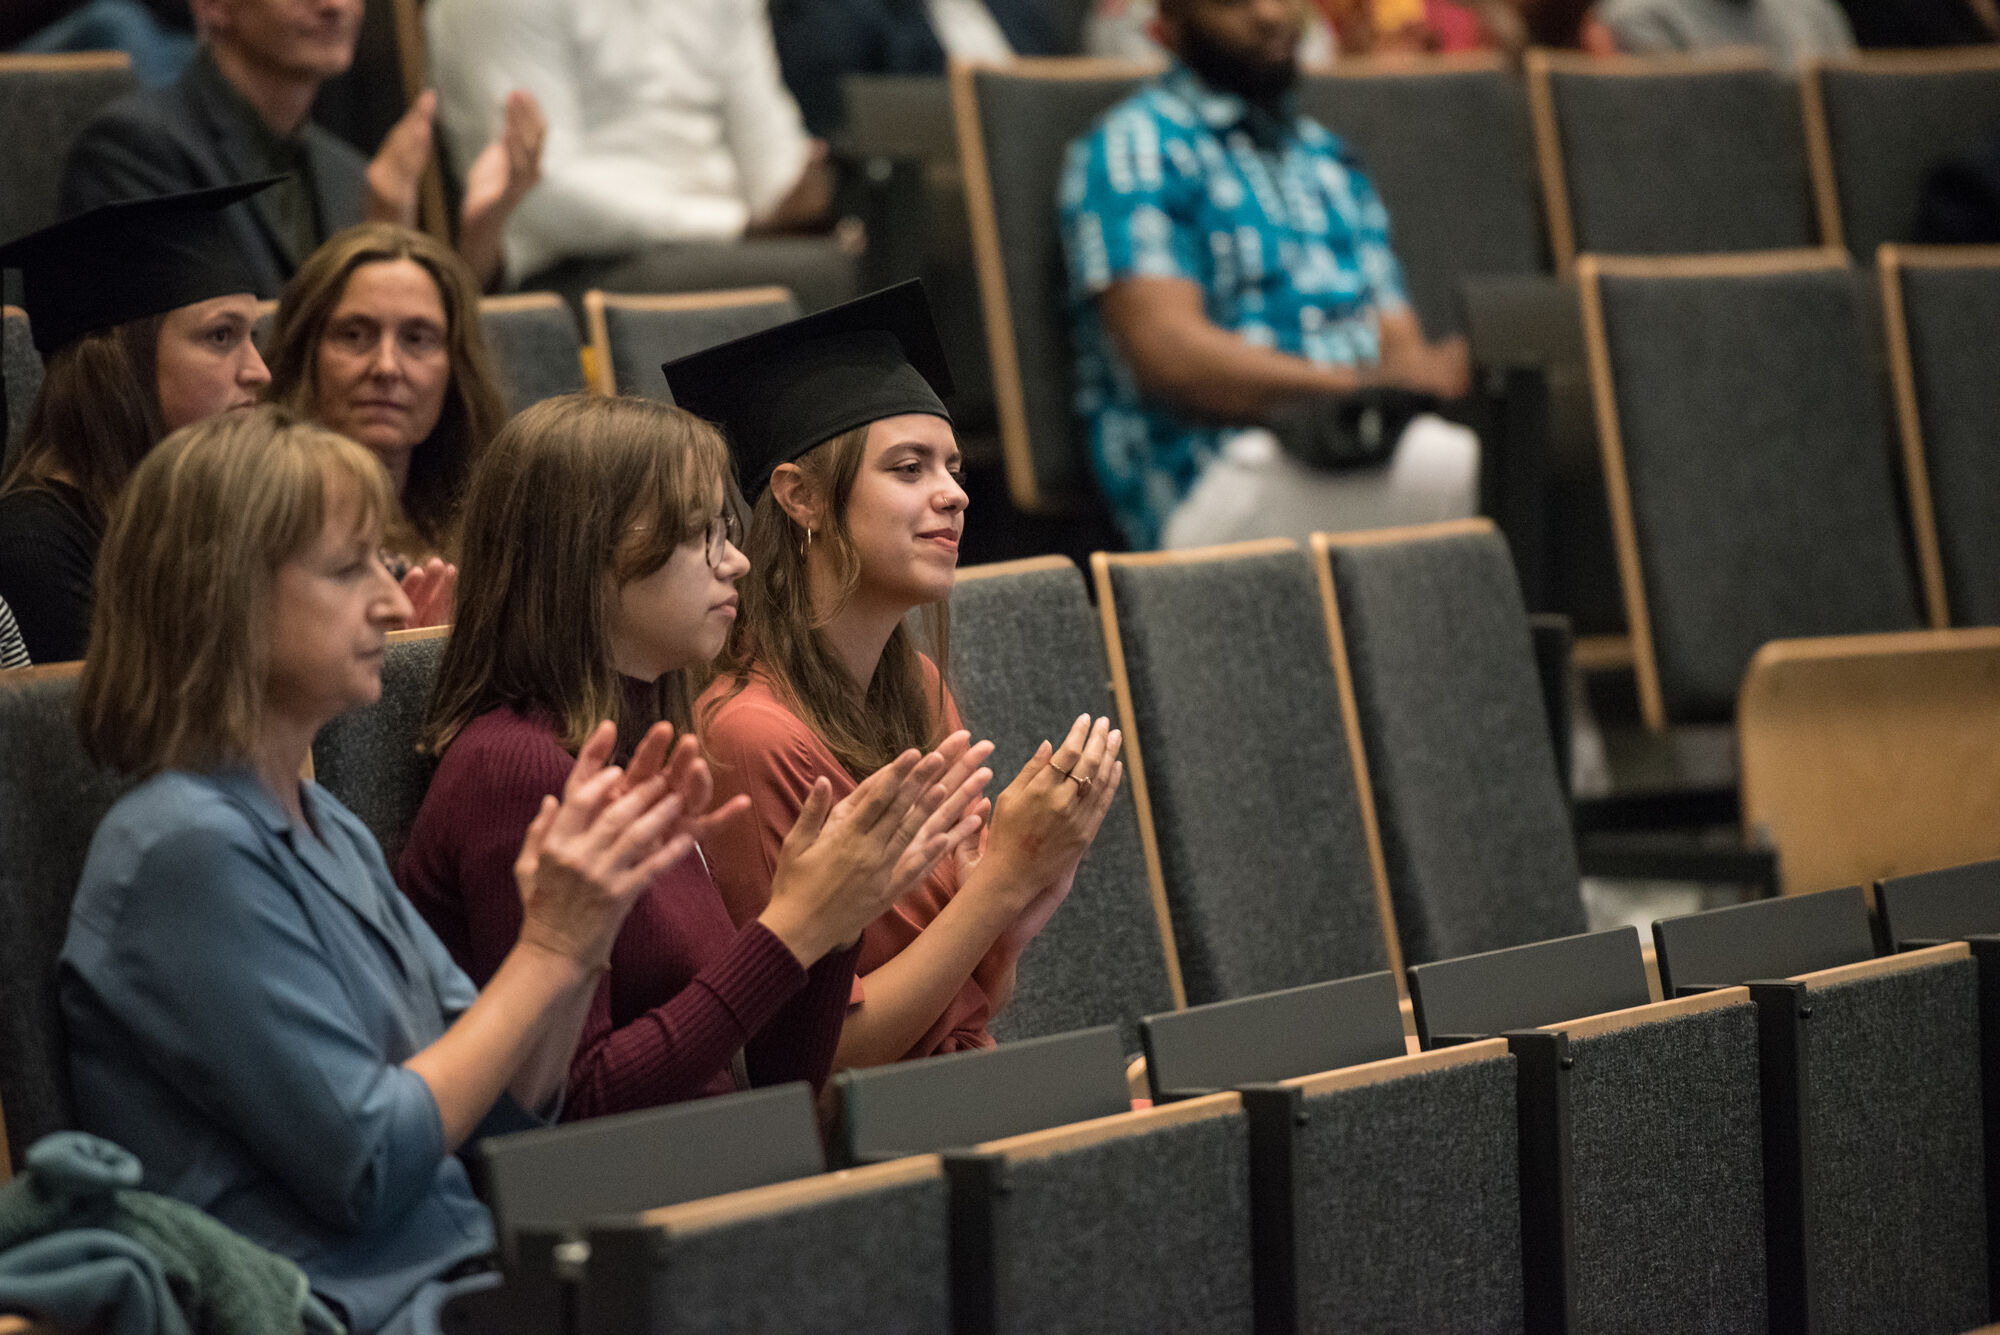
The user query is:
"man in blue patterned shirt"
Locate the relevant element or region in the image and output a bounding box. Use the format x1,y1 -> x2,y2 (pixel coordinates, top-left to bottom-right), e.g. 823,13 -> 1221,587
1058,0 -> 1478,549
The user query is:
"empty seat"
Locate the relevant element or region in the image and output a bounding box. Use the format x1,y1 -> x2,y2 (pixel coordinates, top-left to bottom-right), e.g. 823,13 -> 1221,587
1315,521 -> 1586,964
3,305 -> 41,469
1512,989 -> 1769,1330
309,626 -> 447,866
832,1025 -> 1130,1166
1527,50 -> 1819,272
948,555 -> 1181,1047
1652,885 -> 1876,996
0,53 -> 138,251
1140,970 -> 1406,1101
1805,50 -> 2000,258
478,292 -> 586,416
1749,945 -> 1988,1332
585,287 -> 798,400
951,59 -> 1151,512
577,1156 -> 952,1334
1579,251 -> 1922,729
478,1081 -> 825,1242
1878,858 -> 2000,948
1880,245 -> 2000,628
1242,1038 -> 1522,1332
1297,54 -> 1547,337
1093,540 -> 1398,1004
1406,927 -> 1652,1048
1738,629 -> 2000,894
946,1092 -> 1252,1334
0,665 -> 132,1169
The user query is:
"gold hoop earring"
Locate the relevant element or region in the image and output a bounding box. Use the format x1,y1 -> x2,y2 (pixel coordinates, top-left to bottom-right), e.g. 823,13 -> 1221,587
804,527 -> 814,551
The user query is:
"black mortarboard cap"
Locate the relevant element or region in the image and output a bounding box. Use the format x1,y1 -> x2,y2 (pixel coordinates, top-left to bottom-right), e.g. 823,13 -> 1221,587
0,179 -> 277,356
660,279 -> 954,502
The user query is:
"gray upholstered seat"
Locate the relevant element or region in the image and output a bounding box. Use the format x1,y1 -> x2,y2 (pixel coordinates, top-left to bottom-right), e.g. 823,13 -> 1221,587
1531,52 -> 1818,267
1242,1038 -> 1522,1330
954,62 -> 1150,512
1298,58 -> 1547,337
578,1157 -> 952,1333
1094,542 -> 1393,1005
1317,522 -> 1585,965
0,54 -> 140,253
585,287 -> 799,401
478,292 -> 586,417
309,628 -> 447,867
1883,250 -> 2000,627
1583,255 -> 1922,727
1810,54 -> 2000,257
947,556 -> 1180,1047
3,305 -> 43,472
947,1093 -> 1253,1334
1651,883 -> 1875,995
1750,945 -> 1988,1331
0,668 -> 133,1169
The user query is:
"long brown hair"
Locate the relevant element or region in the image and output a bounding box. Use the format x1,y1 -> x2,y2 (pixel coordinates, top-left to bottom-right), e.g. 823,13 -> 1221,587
0,315 -> 166,527
703,423 -> 950,781
264,222 -> 507,558
78,405 -> 394,777
422,393 -> 738,758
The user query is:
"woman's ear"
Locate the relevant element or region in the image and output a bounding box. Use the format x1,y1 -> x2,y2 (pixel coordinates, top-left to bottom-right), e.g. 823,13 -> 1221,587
766,463 -> 821,532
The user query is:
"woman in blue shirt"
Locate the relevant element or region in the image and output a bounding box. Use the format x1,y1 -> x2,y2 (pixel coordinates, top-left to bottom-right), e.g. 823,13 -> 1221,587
56,405 -> 953,1333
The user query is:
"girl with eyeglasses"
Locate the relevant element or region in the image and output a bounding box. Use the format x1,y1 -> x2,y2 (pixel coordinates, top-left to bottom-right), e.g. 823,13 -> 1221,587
397,393 -> 992,1118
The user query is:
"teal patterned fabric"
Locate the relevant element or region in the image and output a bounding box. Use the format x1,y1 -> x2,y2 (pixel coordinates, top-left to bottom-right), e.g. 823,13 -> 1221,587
1058,64 -> 1408,548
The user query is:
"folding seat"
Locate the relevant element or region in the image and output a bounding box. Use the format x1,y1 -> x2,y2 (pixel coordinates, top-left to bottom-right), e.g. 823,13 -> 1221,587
0,53 -> 138,252
1578,249 -> 1922,733
0,665 -> 131,1169
575,1156 -> 952,1335
1314,520 -> 1586,964
1803,49 -> 2000,259
1526,49 -> 1820,273
832,1025 -> 1131,1166
1650,891 -> 1989,1332
583,287 -> 798,400
309,625 -> 447,866
1408,928 -> 1771,1331
478,292 -> 586,416
1879,245 -> 2000,627
1296,54 -> 1547,338
945,1093 -> 1253,1334
1092,540 -> 1399,1005
1878,858 -> 2000,949
947,555 -> 1181,1047
1139,971 -> 1407,1102
951,59 -> 1152,513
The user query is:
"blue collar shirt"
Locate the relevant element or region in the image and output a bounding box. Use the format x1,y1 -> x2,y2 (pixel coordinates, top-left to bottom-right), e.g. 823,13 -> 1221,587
1058,63 -> 1411,549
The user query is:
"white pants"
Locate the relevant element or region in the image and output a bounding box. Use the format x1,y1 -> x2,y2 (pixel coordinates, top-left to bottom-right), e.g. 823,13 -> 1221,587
1160,414 -> 1480,549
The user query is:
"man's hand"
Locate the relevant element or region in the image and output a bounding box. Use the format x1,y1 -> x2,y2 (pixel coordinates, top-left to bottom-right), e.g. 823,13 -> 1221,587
458,90 -> 547,286
366,89 -> 436,227
746,139 -> 835,236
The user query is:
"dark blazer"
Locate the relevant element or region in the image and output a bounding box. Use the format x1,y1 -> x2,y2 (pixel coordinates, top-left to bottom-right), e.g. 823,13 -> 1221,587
57,46 -> 369,298
772,0 -> 1069,136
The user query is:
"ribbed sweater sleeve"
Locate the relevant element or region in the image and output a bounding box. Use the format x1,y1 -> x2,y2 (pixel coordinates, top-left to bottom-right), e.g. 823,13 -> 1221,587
398,709 -> 842,1121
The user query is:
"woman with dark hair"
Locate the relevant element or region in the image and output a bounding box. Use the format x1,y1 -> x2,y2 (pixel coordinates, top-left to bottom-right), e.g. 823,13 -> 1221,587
61,404 -> 802,1333
266,221 -> 507,600
681,282 -> 1127,1067
398,392 -> 989,1116
0,180 -> 273,663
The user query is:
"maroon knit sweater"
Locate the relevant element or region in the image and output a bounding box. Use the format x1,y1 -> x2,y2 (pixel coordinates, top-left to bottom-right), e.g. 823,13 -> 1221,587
395,703 -> 858,1119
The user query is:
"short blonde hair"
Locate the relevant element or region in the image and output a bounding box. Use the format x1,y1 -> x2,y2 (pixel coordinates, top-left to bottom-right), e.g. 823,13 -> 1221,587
78,405 -> 396,777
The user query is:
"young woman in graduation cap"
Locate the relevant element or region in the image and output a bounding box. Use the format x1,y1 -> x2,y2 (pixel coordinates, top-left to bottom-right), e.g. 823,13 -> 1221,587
0,180 -> 277,664
396,392 -> 992,1118
678,281 -> 1128,1065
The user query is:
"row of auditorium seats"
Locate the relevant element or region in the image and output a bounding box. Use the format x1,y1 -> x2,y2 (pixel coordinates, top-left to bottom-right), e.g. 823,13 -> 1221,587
445,861 -> 2000,1333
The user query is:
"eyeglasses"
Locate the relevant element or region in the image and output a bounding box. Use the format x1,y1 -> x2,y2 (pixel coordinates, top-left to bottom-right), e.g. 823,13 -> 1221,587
702,512 -> 743,571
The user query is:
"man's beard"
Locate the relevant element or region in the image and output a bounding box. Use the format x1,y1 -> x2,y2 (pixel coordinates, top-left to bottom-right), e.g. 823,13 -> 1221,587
1178,20 -> 1299,105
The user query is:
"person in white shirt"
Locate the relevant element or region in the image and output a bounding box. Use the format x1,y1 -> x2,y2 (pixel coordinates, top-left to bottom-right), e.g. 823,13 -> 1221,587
428,0 -> 856,311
